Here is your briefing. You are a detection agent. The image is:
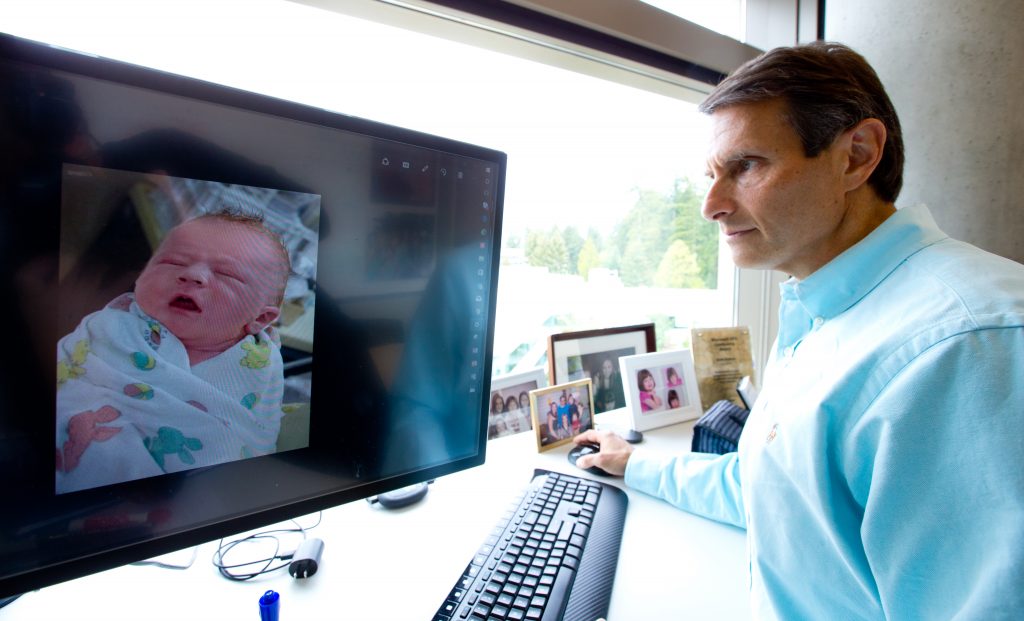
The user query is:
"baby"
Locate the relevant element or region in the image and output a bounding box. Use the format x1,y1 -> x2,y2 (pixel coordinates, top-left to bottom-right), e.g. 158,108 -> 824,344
55,211 -> 291,494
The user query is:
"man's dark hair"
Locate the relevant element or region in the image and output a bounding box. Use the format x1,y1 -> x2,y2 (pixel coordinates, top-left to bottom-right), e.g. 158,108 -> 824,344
699,41 -> 904,203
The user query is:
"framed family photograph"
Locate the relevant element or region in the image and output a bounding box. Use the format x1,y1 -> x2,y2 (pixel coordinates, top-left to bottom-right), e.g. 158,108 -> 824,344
486,367 -> 547,440
619,349 -> 701,431
528,379 -> 595,452
547,323 -> 656,417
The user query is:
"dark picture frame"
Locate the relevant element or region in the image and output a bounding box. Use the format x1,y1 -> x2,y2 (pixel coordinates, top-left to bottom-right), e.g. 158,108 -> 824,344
547,323 -> 656,416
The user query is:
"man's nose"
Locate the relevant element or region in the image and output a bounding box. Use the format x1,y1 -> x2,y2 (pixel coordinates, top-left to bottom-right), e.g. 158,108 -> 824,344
701,179 -> 735,222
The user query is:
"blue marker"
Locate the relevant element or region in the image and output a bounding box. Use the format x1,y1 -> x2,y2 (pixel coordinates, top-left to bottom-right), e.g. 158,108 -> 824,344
259,590 -> 280,621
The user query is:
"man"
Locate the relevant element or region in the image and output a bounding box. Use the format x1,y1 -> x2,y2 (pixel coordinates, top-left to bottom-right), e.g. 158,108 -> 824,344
576,41 -> 1024,619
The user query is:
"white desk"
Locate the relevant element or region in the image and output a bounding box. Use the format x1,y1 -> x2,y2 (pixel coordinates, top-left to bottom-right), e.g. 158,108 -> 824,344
2,421 -> 749,620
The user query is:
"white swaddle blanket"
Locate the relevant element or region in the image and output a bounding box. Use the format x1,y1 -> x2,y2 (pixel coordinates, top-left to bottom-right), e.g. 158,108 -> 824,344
55,294 -> 285,494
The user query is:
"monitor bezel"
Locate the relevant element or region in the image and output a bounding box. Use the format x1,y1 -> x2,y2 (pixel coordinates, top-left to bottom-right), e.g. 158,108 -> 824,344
0,32 -> 504,597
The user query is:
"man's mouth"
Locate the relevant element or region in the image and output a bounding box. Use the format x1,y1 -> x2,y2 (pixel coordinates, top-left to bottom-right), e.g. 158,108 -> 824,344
723,226 -> 755,239
169,295 -> 201,313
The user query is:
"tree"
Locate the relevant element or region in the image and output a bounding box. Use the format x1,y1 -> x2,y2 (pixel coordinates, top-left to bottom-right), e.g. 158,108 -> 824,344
561,226 -> 584,275
524,227 -> 570,273
615,189 -> 675,286
667,178 -> 718,287
577,238 -> 601,280
654,240 -> 703,288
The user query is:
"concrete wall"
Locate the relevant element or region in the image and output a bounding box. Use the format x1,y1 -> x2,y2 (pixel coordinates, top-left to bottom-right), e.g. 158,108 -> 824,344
825,0 -> 1024,263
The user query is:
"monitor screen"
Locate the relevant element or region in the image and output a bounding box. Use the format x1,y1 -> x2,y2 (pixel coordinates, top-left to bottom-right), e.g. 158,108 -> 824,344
0,33 -> 504,597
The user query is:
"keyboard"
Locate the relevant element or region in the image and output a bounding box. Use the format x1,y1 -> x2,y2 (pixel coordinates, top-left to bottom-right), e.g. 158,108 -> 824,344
432,469 -> 628,621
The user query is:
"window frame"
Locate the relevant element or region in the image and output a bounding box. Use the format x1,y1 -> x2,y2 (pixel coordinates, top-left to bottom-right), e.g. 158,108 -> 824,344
299,0 -> 787,376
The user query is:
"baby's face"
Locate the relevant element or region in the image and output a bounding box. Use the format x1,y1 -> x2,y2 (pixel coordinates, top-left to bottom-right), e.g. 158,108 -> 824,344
643,375 -> 655,391
135,218 -> 286,353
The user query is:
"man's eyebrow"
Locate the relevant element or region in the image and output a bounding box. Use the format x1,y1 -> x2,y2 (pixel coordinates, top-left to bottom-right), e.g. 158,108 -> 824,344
704,152 -> 741,175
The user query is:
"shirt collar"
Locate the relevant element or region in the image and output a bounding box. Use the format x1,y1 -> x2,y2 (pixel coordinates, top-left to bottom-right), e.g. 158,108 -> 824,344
775,204 -> 949,353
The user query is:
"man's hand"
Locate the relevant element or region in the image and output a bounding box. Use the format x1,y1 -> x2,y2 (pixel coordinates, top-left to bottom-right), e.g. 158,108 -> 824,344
572,429 -> 634,477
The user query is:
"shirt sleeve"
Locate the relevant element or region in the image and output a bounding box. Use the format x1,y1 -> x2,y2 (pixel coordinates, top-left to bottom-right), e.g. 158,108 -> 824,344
848,327 -> 1024,619
624,448 -> 746,528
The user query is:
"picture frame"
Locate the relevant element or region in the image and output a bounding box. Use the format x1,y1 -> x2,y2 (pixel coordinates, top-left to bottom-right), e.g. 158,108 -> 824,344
528,379 -> 595,452
486,367 -> 547,440
619,349 -> 701,431
547,323 -> 656,417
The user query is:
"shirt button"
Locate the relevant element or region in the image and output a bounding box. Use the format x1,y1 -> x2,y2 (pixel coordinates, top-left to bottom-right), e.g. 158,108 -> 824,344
813,316 -> 824,328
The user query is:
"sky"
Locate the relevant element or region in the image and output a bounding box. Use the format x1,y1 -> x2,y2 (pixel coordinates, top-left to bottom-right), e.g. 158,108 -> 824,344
1,0 -> 731,235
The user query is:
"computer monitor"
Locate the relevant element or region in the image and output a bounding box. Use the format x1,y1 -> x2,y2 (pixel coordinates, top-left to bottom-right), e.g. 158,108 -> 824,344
0,32 -> 504,597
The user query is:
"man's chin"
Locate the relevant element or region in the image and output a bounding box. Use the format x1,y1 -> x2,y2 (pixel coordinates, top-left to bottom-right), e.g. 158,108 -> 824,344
729,253 -> 771,271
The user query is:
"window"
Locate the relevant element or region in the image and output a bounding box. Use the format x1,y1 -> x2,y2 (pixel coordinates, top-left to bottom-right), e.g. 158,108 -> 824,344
640,0 -> 745,41
2,0 -> 773,376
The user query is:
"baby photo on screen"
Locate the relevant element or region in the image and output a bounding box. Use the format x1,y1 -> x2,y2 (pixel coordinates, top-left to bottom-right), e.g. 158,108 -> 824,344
55,166 -> 320,494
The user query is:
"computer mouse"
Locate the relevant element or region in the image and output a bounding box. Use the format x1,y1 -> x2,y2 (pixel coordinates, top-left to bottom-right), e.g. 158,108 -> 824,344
567,442 -> 612,477
622,428 -> 644,444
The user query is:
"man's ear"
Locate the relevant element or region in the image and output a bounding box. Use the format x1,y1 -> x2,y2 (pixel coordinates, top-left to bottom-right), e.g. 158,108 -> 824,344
246,306 -> 281,336
841,118 -> 886,192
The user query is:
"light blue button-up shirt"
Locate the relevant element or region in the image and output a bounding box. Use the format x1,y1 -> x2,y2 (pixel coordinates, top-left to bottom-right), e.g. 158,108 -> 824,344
626,205 -> 1024,619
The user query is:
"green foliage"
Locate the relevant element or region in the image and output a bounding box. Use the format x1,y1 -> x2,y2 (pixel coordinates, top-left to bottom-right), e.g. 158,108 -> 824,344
577,238 -> 601,280
520,177 -> 718,288
654,240 -> 703,288
524,227 -> 570,273
609,182 -> 717,288
610,189 -> 668,286
650,314 -> 676,351
667,178 -> 718,287
562,226 -> 584,274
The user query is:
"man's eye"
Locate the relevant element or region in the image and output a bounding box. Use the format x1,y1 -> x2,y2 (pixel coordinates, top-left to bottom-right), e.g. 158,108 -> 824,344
736,159 -> 756,173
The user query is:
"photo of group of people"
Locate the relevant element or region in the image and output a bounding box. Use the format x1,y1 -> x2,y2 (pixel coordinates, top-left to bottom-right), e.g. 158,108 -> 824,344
530,379 -> 594,451
486,369 -> 546,440
487,387 -> 534,440
633,364 -> 691,414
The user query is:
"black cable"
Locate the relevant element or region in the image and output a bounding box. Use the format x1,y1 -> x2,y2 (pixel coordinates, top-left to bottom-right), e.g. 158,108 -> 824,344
211,513 -> 322,581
